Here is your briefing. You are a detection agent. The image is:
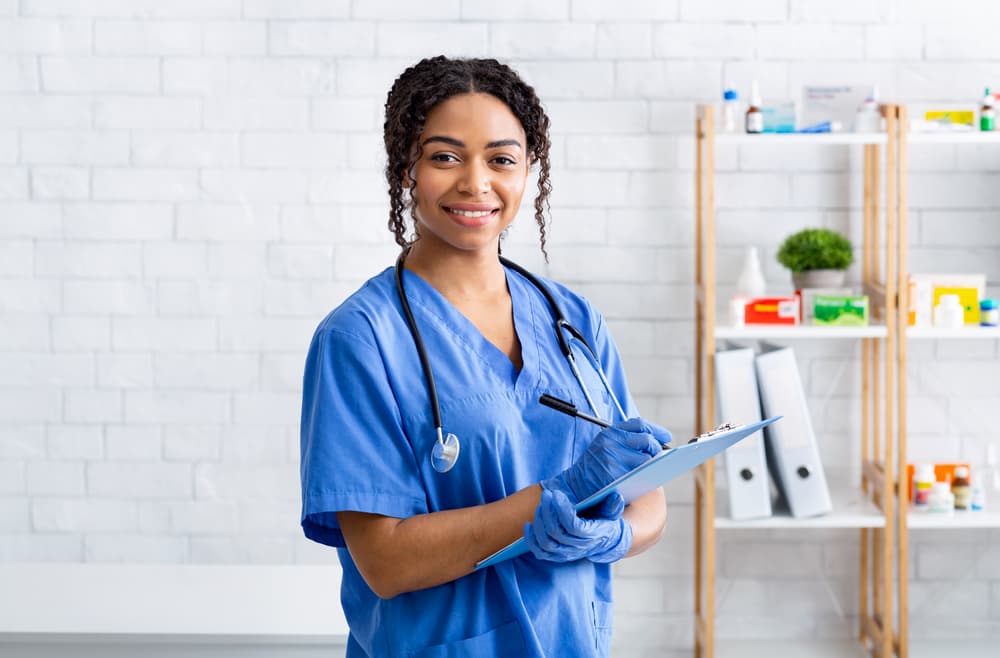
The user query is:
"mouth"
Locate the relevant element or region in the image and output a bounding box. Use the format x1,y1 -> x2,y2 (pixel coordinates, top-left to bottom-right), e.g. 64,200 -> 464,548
442,205 -> 500,227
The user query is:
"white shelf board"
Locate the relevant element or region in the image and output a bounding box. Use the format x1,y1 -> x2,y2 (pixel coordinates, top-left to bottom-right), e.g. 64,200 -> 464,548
715,488 -> 884,529
908,508 -> 1000,529
716,640 -> 870,658
910,641 -> 1000,658
906,325 -> 1000,340
715,324 -> 888,340
714,132 -> 887,145
907,131 -> 1000,144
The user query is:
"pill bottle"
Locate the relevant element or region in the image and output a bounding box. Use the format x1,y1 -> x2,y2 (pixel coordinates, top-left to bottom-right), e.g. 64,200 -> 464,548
913,463 -> 935,511
933,294 -> 964,329
981,87 -> 995,132
980,298 -> 998,327
952,466 -> 971,510
928,482 -> 954,514
745,80 -> 763,134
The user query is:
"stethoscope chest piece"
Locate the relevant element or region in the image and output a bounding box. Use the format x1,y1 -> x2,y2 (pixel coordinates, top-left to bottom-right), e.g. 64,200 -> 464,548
430,432 -> 460,473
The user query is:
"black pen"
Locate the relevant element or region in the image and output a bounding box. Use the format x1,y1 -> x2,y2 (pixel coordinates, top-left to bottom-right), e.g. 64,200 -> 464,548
538,393 -> 671,449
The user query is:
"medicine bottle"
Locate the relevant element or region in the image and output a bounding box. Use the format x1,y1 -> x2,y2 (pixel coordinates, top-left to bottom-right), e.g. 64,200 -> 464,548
913,463 -> 935,511
928,482 -> 954,514
971,471 -> 986,511
745,80 -> 763,134
933,294 -> 964,329
722,89 -> 740,133
736,246 -> 766,298
952,466 -> 971,510
981,87 -> 995,132
980,298 -> 998,326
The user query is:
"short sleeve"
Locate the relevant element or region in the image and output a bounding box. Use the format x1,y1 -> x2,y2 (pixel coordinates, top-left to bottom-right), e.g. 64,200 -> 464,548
299,327 -> 428,547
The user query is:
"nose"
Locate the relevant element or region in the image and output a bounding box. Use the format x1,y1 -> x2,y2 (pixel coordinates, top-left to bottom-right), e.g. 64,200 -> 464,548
457,159 -> 491,195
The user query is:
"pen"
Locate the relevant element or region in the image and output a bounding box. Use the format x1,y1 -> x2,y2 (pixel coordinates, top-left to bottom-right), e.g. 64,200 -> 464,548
538,393 -> 671,449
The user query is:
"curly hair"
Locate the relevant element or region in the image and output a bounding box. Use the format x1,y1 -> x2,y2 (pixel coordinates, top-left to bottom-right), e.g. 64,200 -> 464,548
383,56 -> 552,259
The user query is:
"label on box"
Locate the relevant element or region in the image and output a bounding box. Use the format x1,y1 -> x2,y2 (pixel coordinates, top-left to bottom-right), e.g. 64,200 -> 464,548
813,295 -> 869,326
933,286 -> 979,324
744,297 -> 799,325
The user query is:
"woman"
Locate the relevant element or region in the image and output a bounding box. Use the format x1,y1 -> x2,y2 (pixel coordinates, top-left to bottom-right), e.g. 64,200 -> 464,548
300,56 -> 671,658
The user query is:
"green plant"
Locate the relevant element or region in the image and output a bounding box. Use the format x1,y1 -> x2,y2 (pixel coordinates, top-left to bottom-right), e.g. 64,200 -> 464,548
776,228 -> 854,273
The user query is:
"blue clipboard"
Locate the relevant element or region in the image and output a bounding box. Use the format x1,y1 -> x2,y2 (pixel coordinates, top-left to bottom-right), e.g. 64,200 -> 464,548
475,416 -> 782,570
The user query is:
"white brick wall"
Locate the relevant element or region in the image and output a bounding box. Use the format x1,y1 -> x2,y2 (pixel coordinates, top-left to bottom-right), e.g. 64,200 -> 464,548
1,1 -> 999,653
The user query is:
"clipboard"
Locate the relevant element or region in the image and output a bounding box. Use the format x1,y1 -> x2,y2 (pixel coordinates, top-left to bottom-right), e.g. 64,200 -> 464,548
475,416 -> 782,569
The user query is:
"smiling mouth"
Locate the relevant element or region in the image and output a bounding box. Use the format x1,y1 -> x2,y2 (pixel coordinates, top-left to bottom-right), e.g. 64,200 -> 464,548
444,207 -> 498,218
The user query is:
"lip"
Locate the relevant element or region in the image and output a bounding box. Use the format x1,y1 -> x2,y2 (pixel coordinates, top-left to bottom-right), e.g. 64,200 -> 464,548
442,204 -> 500,227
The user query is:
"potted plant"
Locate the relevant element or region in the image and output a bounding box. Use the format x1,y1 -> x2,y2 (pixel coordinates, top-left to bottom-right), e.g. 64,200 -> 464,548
776,227 -> 854,289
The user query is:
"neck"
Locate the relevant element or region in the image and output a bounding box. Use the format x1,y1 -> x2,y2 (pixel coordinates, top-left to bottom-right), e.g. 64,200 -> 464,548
403,243 -> 507,300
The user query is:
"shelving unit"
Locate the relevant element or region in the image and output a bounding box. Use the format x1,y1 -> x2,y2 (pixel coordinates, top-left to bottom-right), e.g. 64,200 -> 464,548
693,104 -> 903,658
894,111 -> 1000,658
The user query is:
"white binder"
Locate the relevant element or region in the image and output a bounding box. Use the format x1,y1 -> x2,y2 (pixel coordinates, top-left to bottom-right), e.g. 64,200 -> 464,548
755,342 -> 833,518
714,344 -> 772,520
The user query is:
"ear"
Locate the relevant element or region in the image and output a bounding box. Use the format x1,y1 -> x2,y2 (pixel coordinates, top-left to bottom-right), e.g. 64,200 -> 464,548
402,163 -> 416,189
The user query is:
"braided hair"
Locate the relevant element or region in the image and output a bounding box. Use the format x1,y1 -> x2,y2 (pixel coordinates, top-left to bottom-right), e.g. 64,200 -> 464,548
383,56 -> 552,259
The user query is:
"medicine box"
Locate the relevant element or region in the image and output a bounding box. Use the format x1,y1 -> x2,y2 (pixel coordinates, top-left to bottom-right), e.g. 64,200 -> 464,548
744,297 -> 799,325
932,286 -> 979,325
813,295 -> 869,327
796,287 -> 852,324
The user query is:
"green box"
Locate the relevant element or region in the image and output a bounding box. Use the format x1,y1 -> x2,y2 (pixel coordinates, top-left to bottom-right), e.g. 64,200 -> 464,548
814,295 -> 869,326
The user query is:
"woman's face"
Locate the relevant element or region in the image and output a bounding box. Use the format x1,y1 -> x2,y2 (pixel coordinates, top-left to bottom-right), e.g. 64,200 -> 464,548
407,92 -> 530,259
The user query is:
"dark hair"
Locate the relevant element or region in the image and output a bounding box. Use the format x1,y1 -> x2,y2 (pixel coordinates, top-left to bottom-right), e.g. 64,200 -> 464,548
383,56 -> 552,258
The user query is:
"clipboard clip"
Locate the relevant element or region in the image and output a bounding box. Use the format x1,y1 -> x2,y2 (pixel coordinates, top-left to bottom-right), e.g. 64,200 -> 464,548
688,422 -> 739,444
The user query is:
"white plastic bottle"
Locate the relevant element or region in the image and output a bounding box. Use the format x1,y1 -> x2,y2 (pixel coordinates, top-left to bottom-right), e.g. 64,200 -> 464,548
913,463 -> 935,511
736,246 -> 767,298
745,80 -> 763,134
933,294 -> 964,329
854,85 -> 881,133
928,482 -> 955,514
722,89 -> 740,133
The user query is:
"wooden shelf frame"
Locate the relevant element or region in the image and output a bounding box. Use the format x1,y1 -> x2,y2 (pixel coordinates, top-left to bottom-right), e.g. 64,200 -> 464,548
693,105 -> 903,658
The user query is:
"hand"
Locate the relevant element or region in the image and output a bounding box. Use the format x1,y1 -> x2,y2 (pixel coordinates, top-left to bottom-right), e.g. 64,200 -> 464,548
523,489 -> 632,564
542,417 -> 669,503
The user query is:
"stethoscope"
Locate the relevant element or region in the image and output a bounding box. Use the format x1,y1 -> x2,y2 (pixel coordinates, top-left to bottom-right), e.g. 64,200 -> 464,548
394,251 -> 627,473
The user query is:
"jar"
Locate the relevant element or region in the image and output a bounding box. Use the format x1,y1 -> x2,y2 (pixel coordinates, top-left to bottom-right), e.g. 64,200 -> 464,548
933,294 -> 964,329
928,481 -> 954,514
981,298 -> 999,327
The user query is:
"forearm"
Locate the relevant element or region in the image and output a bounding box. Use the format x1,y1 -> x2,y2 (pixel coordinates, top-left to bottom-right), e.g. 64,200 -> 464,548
622,487 -> 667,557
338,484 -> 541,599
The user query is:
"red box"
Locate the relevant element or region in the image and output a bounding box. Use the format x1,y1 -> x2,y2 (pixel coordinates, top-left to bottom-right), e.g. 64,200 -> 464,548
744,297 -> 799,325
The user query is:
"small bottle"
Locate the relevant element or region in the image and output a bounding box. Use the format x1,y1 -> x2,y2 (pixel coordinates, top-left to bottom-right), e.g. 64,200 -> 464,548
913,463 -> 935,511
952,466 -> 972,510
971,471 -> 986,511
854,85 -> 881,133
981,87 -> 995,132
736,246 -> 767,298
745,80 -> 763,134
722,89 -> 740,133
980,298 -> 998,327
928,481 -> 955,514
933,293 -> 964,329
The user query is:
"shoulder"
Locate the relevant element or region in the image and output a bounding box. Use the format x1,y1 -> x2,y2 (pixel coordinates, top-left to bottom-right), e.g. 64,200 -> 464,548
507,264 -> 606,338
311,266 -> 400,350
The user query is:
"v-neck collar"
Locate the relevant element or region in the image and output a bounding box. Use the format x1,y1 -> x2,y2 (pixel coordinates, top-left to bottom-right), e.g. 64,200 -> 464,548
398,265 -> 541,392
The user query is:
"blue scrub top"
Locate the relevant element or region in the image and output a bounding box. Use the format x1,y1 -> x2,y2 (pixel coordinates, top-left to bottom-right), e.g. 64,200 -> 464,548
300,264 -> 639,658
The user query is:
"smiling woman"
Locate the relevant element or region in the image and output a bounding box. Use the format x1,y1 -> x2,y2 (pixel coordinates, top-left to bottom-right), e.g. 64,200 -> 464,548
298,56 -> 673,658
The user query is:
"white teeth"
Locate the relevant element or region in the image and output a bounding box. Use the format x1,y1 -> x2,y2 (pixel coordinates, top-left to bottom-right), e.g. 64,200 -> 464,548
449,208 -> 493,218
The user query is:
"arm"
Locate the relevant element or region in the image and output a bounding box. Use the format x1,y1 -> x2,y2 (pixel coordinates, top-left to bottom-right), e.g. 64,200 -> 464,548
622,487 -> 667,557
337,484 -> 542,599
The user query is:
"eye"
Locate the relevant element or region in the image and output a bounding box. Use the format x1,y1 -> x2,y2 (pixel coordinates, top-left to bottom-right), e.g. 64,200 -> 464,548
429,152 -> 459,163
492,155 -> 518,166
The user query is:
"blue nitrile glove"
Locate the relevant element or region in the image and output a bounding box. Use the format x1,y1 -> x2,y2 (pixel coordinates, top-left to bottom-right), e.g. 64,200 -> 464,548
541,417 -> 669,504
523,489 -> 633,564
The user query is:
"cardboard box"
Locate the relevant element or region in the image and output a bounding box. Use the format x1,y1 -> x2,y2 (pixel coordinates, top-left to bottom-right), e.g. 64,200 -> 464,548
796,287 -> 853,324
933,286 -> 980,325
744,297 -> 799,325
908,273 -> 986,326
814,295 -> 869,326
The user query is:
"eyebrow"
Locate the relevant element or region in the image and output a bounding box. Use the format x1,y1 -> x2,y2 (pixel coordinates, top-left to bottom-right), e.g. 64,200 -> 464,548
422,136 -> 523,150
